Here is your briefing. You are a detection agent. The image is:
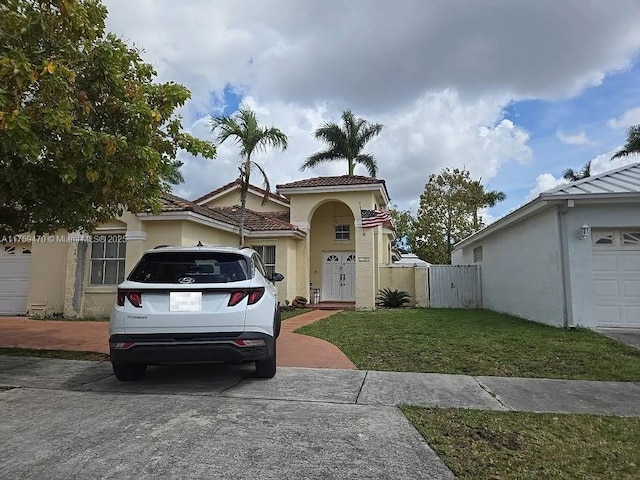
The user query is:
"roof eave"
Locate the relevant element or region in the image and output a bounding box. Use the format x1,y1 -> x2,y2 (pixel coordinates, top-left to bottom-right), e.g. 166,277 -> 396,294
276,183 -> 391,204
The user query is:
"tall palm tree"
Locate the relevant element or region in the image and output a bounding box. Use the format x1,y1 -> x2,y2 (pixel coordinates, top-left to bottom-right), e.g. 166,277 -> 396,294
611,125 -> 640,159
301,109 -> 383,177
468,180 -> 506,230
209,106 -> 288,246
563,160 -> 592,182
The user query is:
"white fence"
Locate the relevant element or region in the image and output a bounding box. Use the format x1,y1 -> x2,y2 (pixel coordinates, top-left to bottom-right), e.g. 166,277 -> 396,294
428,265 -> 482,308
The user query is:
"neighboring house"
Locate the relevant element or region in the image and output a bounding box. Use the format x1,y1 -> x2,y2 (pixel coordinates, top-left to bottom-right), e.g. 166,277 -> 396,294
0,175 -> 402,317
452,162 -> 640,329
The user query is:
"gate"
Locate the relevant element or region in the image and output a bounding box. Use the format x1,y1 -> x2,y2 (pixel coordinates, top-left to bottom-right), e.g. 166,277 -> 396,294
428,265 -> 481,308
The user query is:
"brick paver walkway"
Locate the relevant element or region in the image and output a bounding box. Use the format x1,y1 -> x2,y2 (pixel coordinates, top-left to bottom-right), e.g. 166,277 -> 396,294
0,311 -> 355,369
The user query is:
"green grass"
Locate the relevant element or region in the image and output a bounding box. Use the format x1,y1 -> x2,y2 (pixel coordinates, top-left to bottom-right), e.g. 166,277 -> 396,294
281,308 -> 311,321
402,406 -> 640,480
295,309 -> 640,381
0,347 -> 108,361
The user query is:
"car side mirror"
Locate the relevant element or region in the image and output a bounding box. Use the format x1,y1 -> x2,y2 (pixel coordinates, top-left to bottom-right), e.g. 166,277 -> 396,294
271,273 -> 285,282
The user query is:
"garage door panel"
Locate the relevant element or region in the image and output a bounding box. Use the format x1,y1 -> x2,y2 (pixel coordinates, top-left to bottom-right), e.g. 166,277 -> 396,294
0,245 -> 31,315
593,238 -> 640,327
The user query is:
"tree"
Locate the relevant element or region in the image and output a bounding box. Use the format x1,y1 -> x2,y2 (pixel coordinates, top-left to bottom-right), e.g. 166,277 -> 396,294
611,125 -> 640,159
389,205 -> 416,253
412,168 -> 506,264
209,106 -> 288,246
0,0 -> 216,238
301,109 -> 383,176
563,160 -> 592,181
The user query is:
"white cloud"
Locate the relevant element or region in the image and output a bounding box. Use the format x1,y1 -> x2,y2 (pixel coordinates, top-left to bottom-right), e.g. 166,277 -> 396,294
590,148 -> 638,174
526,173 -> 566,201
556,130 -> 591,145
608,107 -> 640,128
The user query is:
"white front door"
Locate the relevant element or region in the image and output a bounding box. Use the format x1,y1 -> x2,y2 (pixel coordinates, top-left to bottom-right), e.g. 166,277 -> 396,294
322,252 -> 356,301
592,229 -> 640,327
0,244 -> 32,315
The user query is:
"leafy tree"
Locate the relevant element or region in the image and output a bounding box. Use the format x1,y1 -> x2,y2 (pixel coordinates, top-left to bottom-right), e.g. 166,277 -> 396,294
413,168 -> 506,264
210,106 -> 288,245
0,0 -> 216,237
301,109 -> 383,176
389,204 -> 416,253
611,125 -> 640,159
563,160 -> 592,181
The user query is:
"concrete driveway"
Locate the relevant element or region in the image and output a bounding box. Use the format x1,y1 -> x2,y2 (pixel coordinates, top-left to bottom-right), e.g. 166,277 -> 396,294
596,328 -> 640,349
2,357 -> 639,479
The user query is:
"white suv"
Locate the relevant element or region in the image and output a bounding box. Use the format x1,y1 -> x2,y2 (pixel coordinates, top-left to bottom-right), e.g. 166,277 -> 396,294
109,245 -> 283,381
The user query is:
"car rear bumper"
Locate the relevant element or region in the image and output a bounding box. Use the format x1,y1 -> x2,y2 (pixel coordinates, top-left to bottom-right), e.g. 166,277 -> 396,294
109,332 -> 274,365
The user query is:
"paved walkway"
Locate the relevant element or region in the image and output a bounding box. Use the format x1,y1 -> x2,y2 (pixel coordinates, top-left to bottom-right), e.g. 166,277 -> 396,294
0,311 -> 355,369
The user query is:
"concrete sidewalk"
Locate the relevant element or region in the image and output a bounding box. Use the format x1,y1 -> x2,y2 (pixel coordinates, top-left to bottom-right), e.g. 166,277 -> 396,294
1,356 -> 638,479
1,355 -> 638,416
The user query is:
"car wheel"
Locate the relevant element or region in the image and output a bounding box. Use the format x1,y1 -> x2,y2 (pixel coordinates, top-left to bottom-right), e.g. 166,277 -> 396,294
255,342 -> 276,379
112,363 -> 147,381
274,308 -> 282,338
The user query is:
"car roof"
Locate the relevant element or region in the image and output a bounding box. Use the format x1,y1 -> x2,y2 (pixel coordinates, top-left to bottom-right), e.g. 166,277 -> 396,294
143,245 -> 256,257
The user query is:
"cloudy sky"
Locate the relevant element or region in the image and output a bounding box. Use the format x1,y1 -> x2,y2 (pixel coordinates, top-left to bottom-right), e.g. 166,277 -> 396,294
103,0 -> 640,219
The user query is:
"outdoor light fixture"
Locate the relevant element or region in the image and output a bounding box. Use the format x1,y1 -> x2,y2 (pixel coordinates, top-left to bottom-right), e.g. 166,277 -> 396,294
579,224 -> 590,240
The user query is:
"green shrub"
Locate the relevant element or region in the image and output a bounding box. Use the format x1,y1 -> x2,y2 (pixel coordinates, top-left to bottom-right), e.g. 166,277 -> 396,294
376,288 -> 411,308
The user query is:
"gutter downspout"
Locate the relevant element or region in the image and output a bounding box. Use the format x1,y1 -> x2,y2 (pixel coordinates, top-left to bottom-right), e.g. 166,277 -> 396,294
556,203 -> 575,328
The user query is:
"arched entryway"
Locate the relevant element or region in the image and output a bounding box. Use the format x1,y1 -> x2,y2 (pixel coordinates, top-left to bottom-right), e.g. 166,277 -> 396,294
308,200 -> 356,302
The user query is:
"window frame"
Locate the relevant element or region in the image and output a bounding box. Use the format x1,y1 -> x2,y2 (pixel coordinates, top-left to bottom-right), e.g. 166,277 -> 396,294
89,233 -> 127,285
334,224 -> 350,241
473,246 -> 483,263
251,245 -> 276,278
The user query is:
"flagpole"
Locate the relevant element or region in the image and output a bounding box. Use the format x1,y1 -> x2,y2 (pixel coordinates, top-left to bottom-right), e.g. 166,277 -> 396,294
358,202 -> 365,236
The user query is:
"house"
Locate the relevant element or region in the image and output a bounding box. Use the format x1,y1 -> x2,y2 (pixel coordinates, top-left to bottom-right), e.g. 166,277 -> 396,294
0,175 -> 419,318
452,162 -> 640,329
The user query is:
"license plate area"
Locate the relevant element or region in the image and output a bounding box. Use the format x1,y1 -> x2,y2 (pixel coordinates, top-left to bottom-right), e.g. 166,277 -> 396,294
169,291 -> 202,312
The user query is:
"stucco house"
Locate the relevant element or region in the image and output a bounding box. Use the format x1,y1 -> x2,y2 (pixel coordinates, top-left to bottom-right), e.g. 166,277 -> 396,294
0,175 -> 413,318
452,162 -> 640,329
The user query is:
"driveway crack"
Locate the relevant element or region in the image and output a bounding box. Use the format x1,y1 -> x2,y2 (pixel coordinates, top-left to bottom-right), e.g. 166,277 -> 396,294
474,377 -> 510,410
354,370 -> 368,404
216,373 -> 253,396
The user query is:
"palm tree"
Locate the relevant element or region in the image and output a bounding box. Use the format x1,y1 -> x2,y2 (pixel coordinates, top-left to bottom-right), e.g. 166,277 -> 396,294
209,106 -> 288,246
301,109 -> 383,177
611,125 -> 640,159
468,180 -> 506,230
563,160 -> 592,182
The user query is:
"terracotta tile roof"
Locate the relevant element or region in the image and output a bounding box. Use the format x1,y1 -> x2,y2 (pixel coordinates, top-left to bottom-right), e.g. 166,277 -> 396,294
158,193 -> 238,225
155,194 -> 301,234
211,206 -> 301,232
193,179 -> 289,205
276,175 -> 386,189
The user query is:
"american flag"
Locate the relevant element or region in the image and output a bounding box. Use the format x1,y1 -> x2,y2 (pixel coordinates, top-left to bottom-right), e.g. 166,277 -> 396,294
361,209 -> 392,228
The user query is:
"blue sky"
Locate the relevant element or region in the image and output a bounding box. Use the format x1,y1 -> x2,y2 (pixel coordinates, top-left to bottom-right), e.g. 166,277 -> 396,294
103,0 -> 640,218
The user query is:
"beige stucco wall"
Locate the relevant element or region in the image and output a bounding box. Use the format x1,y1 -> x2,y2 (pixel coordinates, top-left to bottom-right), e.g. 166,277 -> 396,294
247,236 -> 301,303
202,189 -> 288,213
378,265 -> 428,307
26,235 -> 69,316
181,221 -> 239,246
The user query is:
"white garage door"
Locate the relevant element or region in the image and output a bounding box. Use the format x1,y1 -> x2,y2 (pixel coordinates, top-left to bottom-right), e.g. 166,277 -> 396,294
0,244 -> 32,315
592,230 -> 640,327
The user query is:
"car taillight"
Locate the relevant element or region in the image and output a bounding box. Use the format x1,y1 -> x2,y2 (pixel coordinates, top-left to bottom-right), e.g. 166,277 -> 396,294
227,288 -> 265,307
117,289 -> 142,308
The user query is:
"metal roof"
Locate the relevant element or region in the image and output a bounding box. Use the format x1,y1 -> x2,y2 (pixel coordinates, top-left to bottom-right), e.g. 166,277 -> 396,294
542,162 -> 640,197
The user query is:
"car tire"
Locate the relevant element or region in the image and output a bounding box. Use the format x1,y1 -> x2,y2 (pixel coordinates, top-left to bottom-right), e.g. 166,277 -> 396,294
274,308 -> 282,338
112,363 -> 147,381
255,342 -> 276,379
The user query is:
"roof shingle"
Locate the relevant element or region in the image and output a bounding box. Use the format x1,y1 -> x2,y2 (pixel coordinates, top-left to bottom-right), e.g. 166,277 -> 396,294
193,179 -> 289,205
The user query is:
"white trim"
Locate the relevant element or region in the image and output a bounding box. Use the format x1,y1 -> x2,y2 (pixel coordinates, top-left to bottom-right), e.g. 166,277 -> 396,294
277,183 -> 391,205
125,230 -> 147,241
137,211 -> 239,234
293,221 -> 310,231
245,230 -> 305,238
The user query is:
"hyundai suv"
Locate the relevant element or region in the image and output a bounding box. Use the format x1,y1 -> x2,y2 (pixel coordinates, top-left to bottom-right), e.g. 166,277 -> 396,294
109,245 -> 283,381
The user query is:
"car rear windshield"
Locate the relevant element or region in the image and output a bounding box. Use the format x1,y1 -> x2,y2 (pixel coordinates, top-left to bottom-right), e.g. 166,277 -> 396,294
128,252 -> 251,283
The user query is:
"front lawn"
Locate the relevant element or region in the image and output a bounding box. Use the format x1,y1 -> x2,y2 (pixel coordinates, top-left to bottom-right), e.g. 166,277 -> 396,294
281,308 -> 311,321
295,309 -> 640,381
402,407 -> 640,480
